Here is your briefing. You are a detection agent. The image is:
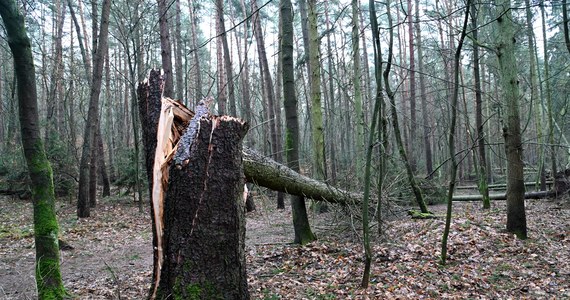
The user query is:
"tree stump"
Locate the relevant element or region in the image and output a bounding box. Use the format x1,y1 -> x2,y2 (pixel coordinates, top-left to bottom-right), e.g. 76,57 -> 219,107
138,70 -> 249,299
156,115 -> 249,299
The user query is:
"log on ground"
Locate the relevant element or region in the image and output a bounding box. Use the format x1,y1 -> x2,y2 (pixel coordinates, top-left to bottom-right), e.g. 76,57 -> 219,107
242,147 -> 362,205
452,190 -> 553,201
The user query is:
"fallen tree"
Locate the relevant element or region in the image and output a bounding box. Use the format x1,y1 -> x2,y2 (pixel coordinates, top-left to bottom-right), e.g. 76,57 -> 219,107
242,148 -> 361,205
138,70 -> 359,299
452,190 -> 554,201
453,169 -> 569,201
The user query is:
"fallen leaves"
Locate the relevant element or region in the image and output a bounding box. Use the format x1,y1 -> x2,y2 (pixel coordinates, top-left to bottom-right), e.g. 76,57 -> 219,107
1,195 -> 569,299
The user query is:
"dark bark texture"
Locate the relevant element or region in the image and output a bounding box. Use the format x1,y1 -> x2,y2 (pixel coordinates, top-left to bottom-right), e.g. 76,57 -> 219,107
139,71 -> 249,299
156,116 -> 249,300
137,70 -> 163,296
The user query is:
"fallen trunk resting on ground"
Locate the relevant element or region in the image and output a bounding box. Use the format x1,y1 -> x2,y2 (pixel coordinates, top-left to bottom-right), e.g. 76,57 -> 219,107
452,190 -> 554,201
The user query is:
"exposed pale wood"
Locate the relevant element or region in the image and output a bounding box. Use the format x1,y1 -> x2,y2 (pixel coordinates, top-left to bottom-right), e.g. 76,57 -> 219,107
145,93 -> 363,208
148,96 -> 195,300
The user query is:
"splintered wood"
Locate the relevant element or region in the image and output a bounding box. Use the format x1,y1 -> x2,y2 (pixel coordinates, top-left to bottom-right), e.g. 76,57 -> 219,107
150,97 -> 195,300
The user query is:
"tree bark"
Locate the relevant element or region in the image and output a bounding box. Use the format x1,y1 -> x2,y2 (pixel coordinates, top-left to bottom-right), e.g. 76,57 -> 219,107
407,0 -> 417,172
0,1 -> 65,297
156,115 -> 249,299
217,0 -> 237,116
564,0 -> 570,54
383,1 -> 429,214
174,0 -> 184,101
252,0 -> 285,209
77,0 -> 111,218
496,0 -> 527,239
307,0 -> 327,181
188,0 -> 203,100
352,0 -> 365,183
139,73 -> 249,299
281,0 -> 317,244
157,0 -> 174,98
415,0 -> 433,177
471,3 -> 490,208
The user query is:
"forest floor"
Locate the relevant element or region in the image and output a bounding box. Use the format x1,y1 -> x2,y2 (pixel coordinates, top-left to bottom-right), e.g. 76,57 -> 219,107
1,191 -> 569,299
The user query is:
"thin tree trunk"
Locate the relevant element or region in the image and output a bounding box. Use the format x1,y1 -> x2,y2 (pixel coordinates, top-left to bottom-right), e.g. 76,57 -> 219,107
217,0 -> 237,116
496,0 -> 527,239
281,0 -> 317,244
307,0 -> 327,181
157,0 -> 174,98
252,0 -> 284,208
415,0 -> 433,178
384,0 -> 429,215
564,0 -> 570,54
471,2 -> 490,208
441,1 -> 470,265
370,0 -> 386,236
97,127 -> 110,197
188,0 -> 202,100
540,2 -> 557,177
324,2 -> 337,184
104,50 -> 116,182
352,0 -> 365,183
0,1 -> 65,297
174,0 -> 184,100
77,0 -> 111,218
239,0 -> 253,147
215,4 -> 227,114
407,0 -> 417,172
360,0 -> 386,284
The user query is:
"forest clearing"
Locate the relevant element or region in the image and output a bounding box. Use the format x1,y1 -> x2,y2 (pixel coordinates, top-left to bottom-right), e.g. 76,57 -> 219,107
1,194 -> 569,299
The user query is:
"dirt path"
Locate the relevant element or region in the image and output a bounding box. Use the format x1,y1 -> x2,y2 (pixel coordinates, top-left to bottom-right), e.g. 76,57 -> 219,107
1,195 -> 569,299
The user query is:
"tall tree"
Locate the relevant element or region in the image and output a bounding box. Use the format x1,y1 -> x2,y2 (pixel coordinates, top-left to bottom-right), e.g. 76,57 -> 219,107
370,0 -> 387,236
524,0 -> 546,191
352,0 -> 365,182
540,1 -> 557,177
564,0 -> 570,54
496,0 -> 527,239
384,0 -> 429,215
407,0 -> 417,172
157,0 -> 174,97
77,0 -> 111,218
281,0 -> 317,244
174,0 -> 184,100
216,0 -> 237,116
471,2 -> 490,208
361,0 -> 387,285
415,0 -> 433,177
307,0 -> 327,181
188,0 -> 203,100
45,0 -> 66,147
441,0 -> 470,265
0,1 -> 66,297
252,0 -> 285,208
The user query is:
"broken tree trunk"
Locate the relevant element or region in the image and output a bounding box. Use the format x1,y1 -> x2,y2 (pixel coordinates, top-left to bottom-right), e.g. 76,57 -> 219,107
242,148 -> 361,204
138,71 -> 249,299
158,114 -> 249,299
